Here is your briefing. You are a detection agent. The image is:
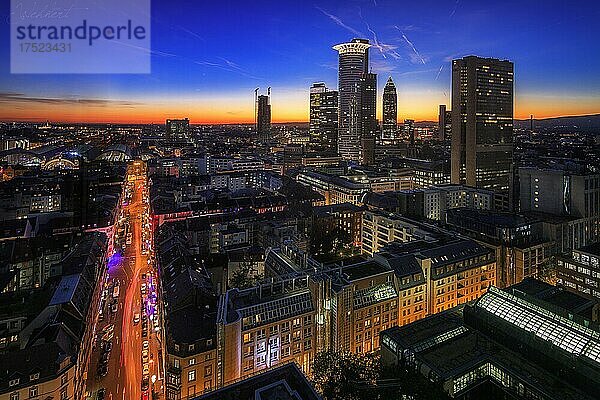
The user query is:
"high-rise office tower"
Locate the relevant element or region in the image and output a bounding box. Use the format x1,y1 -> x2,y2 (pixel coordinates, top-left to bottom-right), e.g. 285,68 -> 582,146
360,72 -> 378,137
309,82 -> 339,152
382,77 -> 398,139
404,119 -> 415,145
360,72 -> 377,164
450,56 -> 514,211
256,92 -> 271,142
438,104 -> 452,141
166,118 -> 189,140
333,38 -> 371,162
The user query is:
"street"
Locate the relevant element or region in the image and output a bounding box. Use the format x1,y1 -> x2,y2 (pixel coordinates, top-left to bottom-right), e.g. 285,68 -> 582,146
85,161 -> 163,400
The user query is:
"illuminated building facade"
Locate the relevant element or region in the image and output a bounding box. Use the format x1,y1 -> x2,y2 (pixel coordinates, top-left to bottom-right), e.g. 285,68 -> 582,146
450,56 -> 514,211
216,277 -> 316,387
166,118 -> 190,140
381,279 -> 600,400
558,243 -> 600,317
438,104 -> 452,141
382,77 -> 398,140
333,38 -> 371,162
256,94 -> 271,143
309,82 -> 339,151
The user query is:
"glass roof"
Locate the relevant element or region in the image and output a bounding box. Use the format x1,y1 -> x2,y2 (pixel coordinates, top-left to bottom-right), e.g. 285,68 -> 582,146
477,286 -> 600,365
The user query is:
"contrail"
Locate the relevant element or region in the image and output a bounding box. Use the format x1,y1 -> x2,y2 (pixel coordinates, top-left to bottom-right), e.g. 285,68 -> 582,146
395,28 -> 426,64
435,64 -> 444,80
315,6 -> 364,37
360,9 -> 402,60
450,0 -> 460,18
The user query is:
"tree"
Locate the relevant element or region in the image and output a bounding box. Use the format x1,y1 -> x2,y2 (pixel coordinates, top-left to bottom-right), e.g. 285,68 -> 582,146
229,260 -> 262,290
537,255 -> 558,285
312,350 -> 379,400
312,350 -> 450,400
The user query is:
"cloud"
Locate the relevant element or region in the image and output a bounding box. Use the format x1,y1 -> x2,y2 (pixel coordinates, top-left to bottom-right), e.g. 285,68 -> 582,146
370,59 -> 396,73
315,6 -> 364,37
0,92 -> 140,107
319,62 -> 337,70
450,0 -> 460,18
194,59 -> 262,80
396,68 -> 439,77
435,64 -> 444,80
360,11 -> 402,61
394,27 -> 427,64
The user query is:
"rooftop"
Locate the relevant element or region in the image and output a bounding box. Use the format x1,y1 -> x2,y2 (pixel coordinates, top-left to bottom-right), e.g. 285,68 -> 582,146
195,363 -> 321,400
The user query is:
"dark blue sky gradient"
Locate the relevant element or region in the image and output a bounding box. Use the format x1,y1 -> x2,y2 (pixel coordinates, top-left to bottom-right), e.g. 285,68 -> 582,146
0,0 -> 599,121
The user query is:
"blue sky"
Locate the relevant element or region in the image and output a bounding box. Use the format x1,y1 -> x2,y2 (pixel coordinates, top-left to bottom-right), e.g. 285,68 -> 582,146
0,0 -> 599,122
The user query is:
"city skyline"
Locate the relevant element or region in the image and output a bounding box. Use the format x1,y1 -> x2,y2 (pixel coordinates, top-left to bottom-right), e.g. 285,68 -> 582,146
1,0 -> 600,124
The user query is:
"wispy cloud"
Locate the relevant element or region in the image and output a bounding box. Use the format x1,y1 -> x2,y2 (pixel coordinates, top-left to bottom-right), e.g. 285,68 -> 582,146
395,27 -> 427,64
396,68 -> 439,77
370,59 -> 397,73
450,0 -> 460,18
315,6 -> 364,37
0,92 -> 140,107
319,62 -> 337,70
435,64 -> 444,80
175,26 -> 205,41
194,58 -> 262,80
359,10 -> 402,61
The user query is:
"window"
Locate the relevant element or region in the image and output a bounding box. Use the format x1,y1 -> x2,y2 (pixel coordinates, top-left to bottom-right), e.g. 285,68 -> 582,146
204,365 -> 212,377
29,373 -> 39,381
10,392 -> 19,400
30,386 -> 38,397
243,332 -> 253,343
9,379 -> 19,387
61,373 -> 67,385
188,344 -> 195,352
189,358 -> 196,366
187,386 -> 196,397
174,358 -> 180,369
188,370 -> 196,382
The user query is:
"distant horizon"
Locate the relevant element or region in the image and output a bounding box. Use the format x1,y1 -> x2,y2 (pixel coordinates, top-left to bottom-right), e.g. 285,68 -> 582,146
1,1 -> 599,124
2,112 -> 600,126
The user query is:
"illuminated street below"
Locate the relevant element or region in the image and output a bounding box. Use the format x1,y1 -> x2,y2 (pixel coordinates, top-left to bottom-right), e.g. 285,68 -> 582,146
85,161 -> 162,400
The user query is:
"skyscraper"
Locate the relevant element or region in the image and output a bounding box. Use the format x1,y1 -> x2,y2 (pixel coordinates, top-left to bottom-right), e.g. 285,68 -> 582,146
360,72 -> 377,165
437,104 -> 451,141
360,72 -> 377,137
450,56 -> 514,210
256,92 -> 271,142
404,119 -> 415,145
333,38 -> 371,162
309,82 -> 338,152
382,77 -> 398,140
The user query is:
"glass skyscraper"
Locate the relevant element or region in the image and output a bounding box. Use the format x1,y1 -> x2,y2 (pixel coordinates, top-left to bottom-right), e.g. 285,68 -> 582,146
309,82 -> 338,152
333,38 -> 371,162
382,77 -> 398,140
450,56 -> 514,210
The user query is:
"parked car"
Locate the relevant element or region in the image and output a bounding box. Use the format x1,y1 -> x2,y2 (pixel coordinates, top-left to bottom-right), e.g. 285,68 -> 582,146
97,364 -> 108,377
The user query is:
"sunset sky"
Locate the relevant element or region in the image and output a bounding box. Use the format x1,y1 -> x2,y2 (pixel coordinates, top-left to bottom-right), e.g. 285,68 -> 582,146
1,0 -> 599,124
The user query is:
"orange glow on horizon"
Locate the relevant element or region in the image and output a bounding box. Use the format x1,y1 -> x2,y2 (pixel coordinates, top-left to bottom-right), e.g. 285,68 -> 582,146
0,91 -> 598,124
